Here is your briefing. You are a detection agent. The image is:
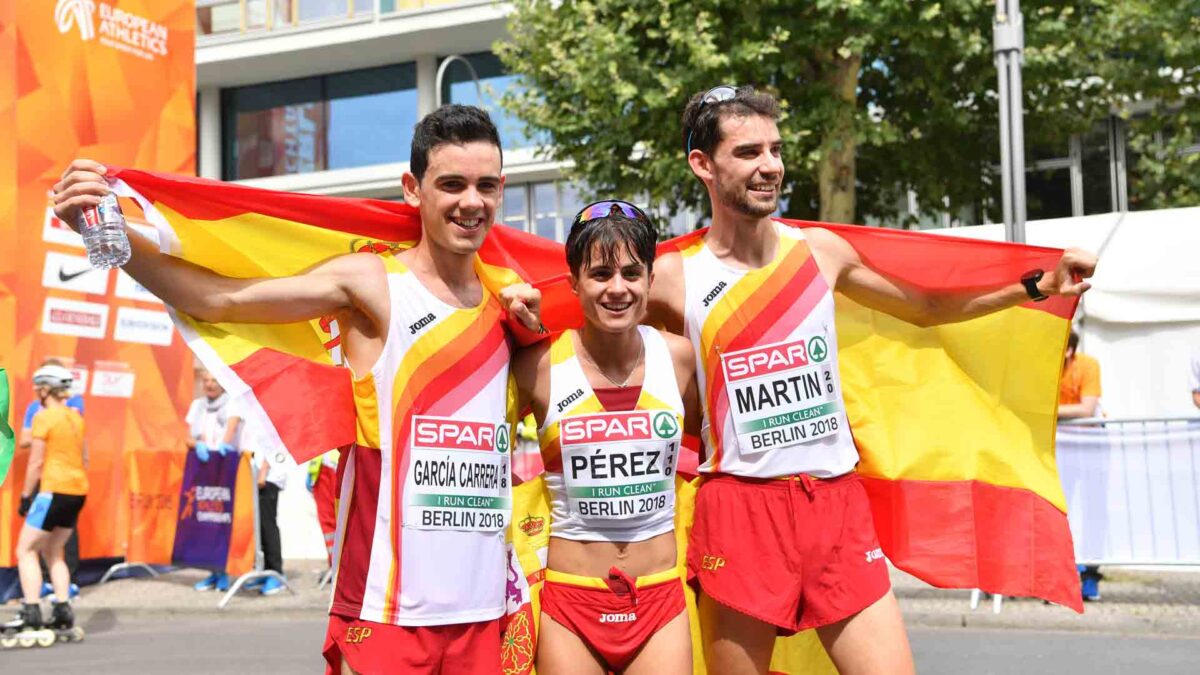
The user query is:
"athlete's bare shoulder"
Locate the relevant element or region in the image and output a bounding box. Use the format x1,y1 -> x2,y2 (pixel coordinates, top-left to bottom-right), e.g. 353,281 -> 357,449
792,226 -> 853,289
657,329 -> 697,378
648,250 -> 686,335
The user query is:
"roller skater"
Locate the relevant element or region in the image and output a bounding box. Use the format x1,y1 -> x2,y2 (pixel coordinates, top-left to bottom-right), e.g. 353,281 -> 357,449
4,365 -> 89,648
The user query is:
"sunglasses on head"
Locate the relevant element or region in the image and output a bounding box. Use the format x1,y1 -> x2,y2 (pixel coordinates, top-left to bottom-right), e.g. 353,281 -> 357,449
572,200 -> 652,229
685,84 -> 738,154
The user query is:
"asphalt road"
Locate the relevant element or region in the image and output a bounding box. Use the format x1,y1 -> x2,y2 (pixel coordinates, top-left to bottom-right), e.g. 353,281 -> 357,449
3,615 -> 1197,673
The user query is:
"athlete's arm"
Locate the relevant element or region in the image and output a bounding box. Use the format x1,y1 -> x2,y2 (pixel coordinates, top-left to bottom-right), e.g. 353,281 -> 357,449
498,283 -> 544,334
647,251 -> 687,336
1058,397 -> 1100,419
663,332 -> 702,438
511,342 -> 552,427
22,439 -> 46,498
804,227 -> 1097,328
52,159 -> 389,326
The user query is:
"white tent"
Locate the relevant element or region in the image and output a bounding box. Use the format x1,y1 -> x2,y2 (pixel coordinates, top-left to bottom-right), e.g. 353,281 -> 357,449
928,206 -> 1200,418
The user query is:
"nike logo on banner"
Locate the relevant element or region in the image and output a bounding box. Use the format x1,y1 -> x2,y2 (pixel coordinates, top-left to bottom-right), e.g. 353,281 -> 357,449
58,267 -> 93,283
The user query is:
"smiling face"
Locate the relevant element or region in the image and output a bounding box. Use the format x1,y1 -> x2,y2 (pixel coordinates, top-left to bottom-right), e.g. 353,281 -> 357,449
705,114 -> 784,218
402,141 -> 504,256
572,243 -> 653,334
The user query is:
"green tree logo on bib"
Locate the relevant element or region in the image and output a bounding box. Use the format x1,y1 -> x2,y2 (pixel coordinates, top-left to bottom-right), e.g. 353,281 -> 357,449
809,336 -> 828,363
495,424 -> 510,454
653,412 -> 679,439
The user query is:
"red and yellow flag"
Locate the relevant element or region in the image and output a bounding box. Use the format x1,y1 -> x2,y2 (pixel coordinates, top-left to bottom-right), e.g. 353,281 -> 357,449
111,168 -> 561,464
112,169 -> 1080,611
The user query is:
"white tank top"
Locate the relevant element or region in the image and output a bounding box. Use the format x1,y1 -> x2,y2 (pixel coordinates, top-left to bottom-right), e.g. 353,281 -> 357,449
681,222 -> 859,478
538,326 -> 684,542
332,252 -> 512,626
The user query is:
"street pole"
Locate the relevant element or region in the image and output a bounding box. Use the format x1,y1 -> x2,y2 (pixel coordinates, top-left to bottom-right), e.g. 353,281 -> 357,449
435,55 -> 484,109
994,0 -> 1027,243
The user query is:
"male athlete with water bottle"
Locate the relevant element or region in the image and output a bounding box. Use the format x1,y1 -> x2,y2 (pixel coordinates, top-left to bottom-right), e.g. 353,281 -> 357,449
52,105 -> 541,674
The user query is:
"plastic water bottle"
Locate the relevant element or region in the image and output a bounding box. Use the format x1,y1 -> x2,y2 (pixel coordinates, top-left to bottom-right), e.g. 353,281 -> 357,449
78,192 -> 131,269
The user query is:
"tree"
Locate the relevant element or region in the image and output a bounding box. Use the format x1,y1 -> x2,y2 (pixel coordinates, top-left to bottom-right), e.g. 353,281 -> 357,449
496,0 -> 1200,226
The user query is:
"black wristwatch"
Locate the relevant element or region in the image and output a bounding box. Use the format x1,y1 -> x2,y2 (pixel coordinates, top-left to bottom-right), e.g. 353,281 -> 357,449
1021,269 -> 1049,302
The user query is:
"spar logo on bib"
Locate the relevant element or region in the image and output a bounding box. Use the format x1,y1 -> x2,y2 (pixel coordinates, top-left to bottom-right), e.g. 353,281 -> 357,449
496,424 -> 510,454
414,417 -> 498,451
724,339 -> 810,382
653,412 -> 679,439
561,411 -> 653,445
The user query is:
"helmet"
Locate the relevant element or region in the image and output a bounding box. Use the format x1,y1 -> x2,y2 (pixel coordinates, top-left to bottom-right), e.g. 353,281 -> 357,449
32,365 -> 74,390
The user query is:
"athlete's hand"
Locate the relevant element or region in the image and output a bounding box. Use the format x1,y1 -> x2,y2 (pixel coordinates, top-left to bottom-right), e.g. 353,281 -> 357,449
499,283 -> 544,333
195,443 -> 210,463
52,159 -> 111,231
218,443 -> 235,456
1041,248 -> 1097,297
18,495 -> 32,518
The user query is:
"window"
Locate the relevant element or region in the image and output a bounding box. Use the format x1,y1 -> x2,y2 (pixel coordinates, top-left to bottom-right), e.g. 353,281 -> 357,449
502,184 -> 528,230
221,63 -> 418,180
439,52 -> 538,150
533,183 -> 558,240
505,181 -> 699,241
1025,166 -> 1074,221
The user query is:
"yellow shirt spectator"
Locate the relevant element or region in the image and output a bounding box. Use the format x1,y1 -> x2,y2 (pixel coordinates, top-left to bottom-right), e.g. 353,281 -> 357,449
31,405 -> 88,496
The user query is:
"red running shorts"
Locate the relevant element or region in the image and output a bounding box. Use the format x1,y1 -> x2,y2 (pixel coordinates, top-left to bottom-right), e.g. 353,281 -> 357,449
686,472 -> 891,635
539,566 -> 687,671
323,614 -> 501,674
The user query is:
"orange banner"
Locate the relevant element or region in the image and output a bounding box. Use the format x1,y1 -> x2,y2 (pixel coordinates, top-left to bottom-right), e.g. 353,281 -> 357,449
125,450 -> 184,565
225,452 -> 256,577
0,0 -> 195,565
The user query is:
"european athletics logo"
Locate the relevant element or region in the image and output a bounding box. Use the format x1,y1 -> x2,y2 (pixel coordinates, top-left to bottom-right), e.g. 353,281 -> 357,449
55,0 -> 96,41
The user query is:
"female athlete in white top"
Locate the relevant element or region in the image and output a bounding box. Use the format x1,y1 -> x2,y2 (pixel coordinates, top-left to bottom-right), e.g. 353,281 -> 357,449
512,201 -> 701,675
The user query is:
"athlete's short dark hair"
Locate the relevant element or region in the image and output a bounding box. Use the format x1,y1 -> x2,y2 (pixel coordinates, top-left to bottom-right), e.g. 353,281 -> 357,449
565,210 -> 657,278
410,105 -> 502,182
681,86 -> 780,157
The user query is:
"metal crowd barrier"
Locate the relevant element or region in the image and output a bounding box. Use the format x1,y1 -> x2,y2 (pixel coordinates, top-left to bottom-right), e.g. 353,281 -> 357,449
1057,416 -> 1200,567
971,416 -> 1200,613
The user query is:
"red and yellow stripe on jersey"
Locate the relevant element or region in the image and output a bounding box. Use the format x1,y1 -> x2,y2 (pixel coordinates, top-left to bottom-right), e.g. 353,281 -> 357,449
333,253 -> 513,626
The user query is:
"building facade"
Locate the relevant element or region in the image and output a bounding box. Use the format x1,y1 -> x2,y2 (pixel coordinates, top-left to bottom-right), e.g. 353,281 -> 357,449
197,1 -> 1195,238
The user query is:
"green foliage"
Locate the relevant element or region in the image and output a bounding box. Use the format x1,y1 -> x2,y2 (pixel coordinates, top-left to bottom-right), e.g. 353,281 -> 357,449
497,0 -> 1200,225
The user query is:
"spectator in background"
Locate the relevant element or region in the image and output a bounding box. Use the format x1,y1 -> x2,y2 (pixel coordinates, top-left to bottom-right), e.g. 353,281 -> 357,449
18,358 -> 83,601
1059,330 -> 1102,420
245,411 -> 289,597
185,370 -> 241,592
8,365 -> 88,636
1057,330 -> 1104,601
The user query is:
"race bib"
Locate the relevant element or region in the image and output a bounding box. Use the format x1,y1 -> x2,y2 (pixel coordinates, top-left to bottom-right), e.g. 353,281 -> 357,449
404,416 -> 511,532
560,410 -> 680,520
721,335 -> 842,454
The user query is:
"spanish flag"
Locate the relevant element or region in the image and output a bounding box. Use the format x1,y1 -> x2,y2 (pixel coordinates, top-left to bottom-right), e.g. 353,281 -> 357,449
112,169 -> 1081,618
111,168 -> 561,464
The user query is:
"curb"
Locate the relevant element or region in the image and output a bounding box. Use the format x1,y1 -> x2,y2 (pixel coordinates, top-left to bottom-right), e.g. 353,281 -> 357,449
72,604 -> 1200,638
74,604 -> 329,624
901,609 -> 1200,637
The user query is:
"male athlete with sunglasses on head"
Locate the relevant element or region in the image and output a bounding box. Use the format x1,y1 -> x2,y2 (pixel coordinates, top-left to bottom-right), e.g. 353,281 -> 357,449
647,85 -> 1098,674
